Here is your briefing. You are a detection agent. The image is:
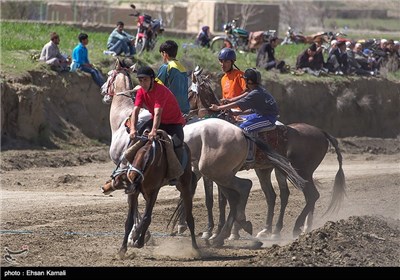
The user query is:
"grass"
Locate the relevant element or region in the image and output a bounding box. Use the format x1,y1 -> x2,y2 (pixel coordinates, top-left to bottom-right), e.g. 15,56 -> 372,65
1,21 -> 399,82
324,18 -> 400,33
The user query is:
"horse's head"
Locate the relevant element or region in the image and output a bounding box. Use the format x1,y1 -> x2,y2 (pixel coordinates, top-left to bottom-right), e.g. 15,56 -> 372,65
102,172 -> 132,195
102,137 -> 163,195
188,66 -> 221,119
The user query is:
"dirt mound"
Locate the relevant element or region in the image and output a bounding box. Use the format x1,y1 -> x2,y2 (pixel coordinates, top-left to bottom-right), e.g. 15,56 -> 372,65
255,215 -> 400,266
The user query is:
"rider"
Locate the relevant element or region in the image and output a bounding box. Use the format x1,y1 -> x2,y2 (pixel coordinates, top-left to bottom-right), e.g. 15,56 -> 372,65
209,68 -> 279,133
218,48 -> 247,109
129,66 -> 186,185
156,40 -> 190,116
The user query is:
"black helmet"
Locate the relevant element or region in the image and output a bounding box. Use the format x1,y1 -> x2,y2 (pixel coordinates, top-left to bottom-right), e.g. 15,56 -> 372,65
218,48 -> 236,61
136,66 -> 155,78
242,68 -> 261,84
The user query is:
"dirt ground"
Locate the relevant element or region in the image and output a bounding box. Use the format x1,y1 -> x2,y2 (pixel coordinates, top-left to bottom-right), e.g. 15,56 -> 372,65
0,137 -> 399,268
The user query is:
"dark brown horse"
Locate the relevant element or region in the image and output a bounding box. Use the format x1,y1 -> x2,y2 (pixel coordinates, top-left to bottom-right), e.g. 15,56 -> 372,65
102,132 -> 198,257
187,68 -> 346,240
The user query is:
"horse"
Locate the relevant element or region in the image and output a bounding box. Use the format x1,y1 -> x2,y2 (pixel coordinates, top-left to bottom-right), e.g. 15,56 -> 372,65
179,118 -> 306,247
102,131 -> 198,257
186,68 -> 346,241
105,58 -> 151,165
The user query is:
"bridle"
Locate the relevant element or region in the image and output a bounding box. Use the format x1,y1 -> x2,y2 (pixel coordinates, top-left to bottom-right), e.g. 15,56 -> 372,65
109,136 -> 164,191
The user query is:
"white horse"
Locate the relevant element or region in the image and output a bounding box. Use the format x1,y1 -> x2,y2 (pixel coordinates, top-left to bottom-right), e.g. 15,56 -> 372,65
182,118 -> 306,247
104,59 -> 152,249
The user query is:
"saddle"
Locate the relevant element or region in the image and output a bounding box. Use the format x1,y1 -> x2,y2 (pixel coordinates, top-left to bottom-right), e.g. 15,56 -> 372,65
242,124 -> 288,170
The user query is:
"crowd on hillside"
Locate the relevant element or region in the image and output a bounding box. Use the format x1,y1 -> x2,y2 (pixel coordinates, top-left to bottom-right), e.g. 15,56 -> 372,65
254,36 -> 400,77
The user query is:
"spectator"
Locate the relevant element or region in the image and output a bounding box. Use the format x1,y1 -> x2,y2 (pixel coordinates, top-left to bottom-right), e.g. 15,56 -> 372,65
256,36 -> 286,72
326,40 -> 348,75
296,43 -> 325,76
156,40 -> 190,115
39,32 -> 70,72
195,26 -> 212,48
106,21 -> 135,57
347,42 -> 375,76
71,33 -> 105,88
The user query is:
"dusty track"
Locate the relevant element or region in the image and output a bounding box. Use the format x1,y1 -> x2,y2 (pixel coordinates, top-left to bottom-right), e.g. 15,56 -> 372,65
0,138 -> 399,267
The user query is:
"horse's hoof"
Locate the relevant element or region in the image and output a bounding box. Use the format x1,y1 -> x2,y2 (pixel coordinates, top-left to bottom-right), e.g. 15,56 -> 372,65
209,233 -> 219,240
201,232 -> 211,240
242,221 -> 253,235
178,224 -> 188,234
211,238 -> 224,248
133,240 -> 144,249
144,230 -> 151,244
228,233 -> 240,240
117,250 -> 126,260
270,233 -> 281,240
256,229 -> 270,239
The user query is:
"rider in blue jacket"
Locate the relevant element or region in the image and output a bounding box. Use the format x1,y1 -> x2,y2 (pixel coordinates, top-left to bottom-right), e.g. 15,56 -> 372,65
209,68 -> 279,133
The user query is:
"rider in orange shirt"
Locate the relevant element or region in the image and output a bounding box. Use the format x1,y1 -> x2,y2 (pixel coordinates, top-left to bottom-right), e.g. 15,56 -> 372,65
218,48 -> 247,104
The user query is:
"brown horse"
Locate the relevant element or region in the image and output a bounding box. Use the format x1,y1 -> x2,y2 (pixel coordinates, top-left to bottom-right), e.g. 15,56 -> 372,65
186,68 -> 346,240
102,132 -> 198,257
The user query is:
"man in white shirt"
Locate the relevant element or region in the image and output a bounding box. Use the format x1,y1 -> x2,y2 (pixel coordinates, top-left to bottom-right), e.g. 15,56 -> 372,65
39,32 -> 70,72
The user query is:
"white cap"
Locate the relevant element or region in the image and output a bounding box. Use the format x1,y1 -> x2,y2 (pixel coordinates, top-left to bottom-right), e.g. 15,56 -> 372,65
331,40 -> 337,46
381,39 -> 388,44
345,41 -> 351,47
394,40 -> 400,46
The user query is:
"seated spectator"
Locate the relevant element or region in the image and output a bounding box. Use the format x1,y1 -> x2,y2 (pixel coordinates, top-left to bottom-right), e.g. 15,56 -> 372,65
39,32 -> 70,72
296,43 -> 326,76
256,36 -> 286,73
106,21 -> 136,57
71,33 -> 105,88
354,43 -> 376,72
347,42 -> 375,76
326,40 -> 348,75
195,26 -> 212,48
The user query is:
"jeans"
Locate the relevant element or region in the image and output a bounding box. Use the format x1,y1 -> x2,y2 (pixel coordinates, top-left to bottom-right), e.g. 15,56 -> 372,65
108,40 -> 136,56
79,66 -> 105,87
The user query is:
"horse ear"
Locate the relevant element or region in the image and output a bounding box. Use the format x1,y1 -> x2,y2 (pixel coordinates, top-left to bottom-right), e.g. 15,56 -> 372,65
115,58 -> 124,70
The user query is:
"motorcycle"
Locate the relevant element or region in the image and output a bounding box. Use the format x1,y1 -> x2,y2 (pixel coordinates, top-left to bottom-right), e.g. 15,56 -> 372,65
129,4 -> 164,56
210,19 -> 276,53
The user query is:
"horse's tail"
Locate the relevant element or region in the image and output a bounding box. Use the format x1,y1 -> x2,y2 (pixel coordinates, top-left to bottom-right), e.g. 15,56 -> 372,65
246,133 -> 306,191
167,198 -> 184,232
323,131 -> 346,216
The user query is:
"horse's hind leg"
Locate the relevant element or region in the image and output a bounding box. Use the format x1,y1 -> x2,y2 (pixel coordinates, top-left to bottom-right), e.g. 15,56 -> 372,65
178,171 -> 199,249
211,184 -> 227,239
293,175 -> 319,238
273,169 -> 290,238
201,177 -> 215,239
255,168 -> 276,239
211,187 -> 239,247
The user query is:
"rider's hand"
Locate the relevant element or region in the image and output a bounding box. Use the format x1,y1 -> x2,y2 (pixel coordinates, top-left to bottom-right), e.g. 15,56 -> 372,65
221,98 -> 230,104
148,129 -> 157,141
209,104 -> 219,111
130,129 -> 138,140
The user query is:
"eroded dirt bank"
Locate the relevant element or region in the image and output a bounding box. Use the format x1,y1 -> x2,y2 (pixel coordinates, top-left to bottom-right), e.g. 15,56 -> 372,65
1,70 -> 399,151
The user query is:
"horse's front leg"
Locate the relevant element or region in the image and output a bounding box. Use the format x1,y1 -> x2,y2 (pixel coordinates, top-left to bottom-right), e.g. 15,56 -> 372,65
133,191 -> 159,248
119,193 -> 139,258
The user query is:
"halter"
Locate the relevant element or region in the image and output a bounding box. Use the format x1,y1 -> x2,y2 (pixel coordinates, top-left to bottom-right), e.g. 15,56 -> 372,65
106,68 -> 135,99
109,136 -> 164,190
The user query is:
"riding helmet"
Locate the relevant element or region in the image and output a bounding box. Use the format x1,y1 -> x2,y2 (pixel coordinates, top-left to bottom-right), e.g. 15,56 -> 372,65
218,48 -> 236,61
136,66 -> 155,78
242,68 -> 262,84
